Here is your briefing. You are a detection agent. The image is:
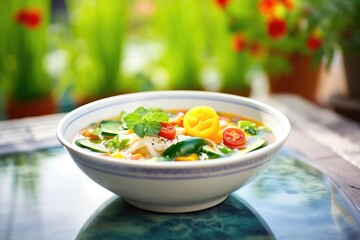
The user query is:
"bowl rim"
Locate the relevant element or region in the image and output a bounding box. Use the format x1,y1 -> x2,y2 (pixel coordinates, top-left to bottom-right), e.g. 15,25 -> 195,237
57,90 -> 291,169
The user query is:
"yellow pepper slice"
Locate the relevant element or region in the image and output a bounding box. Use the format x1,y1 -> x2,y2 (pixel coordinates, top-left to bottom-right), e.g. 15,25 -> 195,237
210,130 -> 223,144
175,153 -> 199,161
183,106 -> 220,139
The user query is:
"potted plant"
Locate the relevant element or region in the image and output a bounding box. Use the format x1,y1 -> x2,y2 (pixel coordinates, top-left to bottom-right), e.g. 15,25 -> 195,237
212,0 -> 342,102
330,0 -> 360,122
206,0 -> 253,95
128,0 -> 251,94
0,0 -> 56,119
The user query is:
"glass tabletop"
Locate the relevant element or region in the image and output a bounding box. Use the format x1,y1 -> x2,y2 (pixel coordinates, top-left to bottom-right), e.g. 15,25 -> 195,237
0,147 -> 359,240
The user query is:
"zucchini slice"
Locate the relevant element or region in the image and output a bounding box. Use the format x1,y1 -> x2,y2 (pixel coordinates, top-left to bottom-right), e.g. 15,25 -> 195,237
162,137 -> 207,159
75,139 -> 109,153
100,120 -> 121,136
238,137 -> 266,154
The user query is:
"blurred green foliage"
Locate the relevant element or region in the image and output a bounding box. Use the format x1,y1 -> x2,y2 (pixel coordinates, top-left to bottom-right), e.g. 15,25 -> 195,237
0,0 -> 52,101
62,0 -> 128,101
1,0 -> 359,114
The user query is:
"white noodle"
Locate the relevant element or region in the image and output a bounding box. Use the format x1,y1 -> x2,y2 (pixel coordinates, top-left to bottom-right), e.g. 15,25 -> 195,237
123,134 -> 195,157
143,142 -> 159,157
206,138 -> 226,156
125,141 -> 145,154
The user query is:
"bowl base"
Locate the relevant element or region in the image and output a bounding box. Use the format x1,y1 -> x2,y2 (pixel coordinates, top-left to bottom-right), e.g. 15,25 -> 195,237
124,195 -> 228,213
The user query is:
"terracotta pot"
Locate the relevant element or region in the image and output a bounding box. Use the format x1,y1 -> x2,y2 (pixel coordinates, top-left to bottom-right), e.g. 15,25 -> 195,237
343,53 -> 360,100
5,95 -> 57,119
269,54 -> 320,103
330,52 -> 360,123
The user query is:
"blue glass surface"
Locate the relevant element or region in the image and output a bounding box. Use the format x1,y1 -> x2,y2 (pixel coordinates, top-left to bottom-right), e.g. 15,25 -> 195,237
0,148 -> 359,240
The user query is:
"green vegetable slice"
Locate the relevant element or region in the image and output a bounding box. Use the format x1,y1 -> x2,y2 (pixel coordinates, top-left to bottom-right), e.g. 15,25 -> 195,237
162,137 -> 207,159
238,137 -> 266,154
201,146 -> 221,159
75,139 -> 109,153
100,120 -> 121,136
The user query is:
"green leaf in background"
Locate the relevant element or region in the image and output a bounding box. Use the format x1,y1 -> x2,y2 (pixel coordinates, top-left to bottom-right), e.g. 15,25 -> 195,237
65,0 -> 128,99
0,0 -> 52,101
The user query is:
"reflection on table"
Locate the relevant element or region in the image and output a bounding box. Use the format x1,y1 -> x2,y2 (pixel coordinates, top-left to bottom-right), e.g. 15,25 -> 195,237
0,148 -> 359,240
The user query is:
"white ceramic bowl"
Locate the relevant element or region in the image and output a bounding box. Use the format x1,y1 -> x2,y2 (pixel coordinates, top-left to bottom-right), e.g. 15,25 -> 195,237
57,91 -> 290,213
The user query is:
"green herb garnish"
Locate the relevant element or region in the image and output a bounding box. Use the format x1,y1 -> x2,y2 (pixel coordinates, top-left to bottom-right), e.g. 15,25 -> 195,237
123,106 -> 168,138
104,137 -> 130,152
219,146 -> 234,154
238,120 -> 259,135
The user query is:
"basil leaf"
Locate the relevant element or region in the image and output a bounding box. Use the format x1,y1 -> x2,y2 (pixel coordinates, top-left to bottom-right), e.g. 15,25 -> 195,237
145,121 -> 161,136
123,113 -> 142,129
148,107 -> 163,112
135,106 -> 149,117
134,123 -> 146,138
124,106 -> 169,138
145,112 -> 168,123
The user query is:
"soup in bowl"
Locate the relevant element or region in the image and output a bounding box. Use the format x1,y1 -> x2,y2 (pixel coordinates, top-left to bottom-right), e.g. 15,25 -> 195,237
57,91 -> 290,213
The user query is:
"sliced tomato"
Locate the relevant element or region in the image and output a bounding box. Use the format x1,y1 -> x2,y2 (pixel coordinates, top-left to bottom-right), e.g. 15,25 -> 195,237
223,128 -> 246,149
158,122 -> 176,140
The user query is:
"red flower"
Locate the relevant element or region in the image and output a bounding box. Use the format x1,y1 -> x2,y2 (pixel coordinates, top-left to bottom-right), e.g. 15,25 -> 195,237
231,34 -> 246,52
259,0 -> 276,17
14,8 -> 42,29
214,0 -> 230,9
267,18 -> 287,39
259,0 -> 294,18
307,34 -> 323,51
279,0 -> 294,10
15,9 -> 28,24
